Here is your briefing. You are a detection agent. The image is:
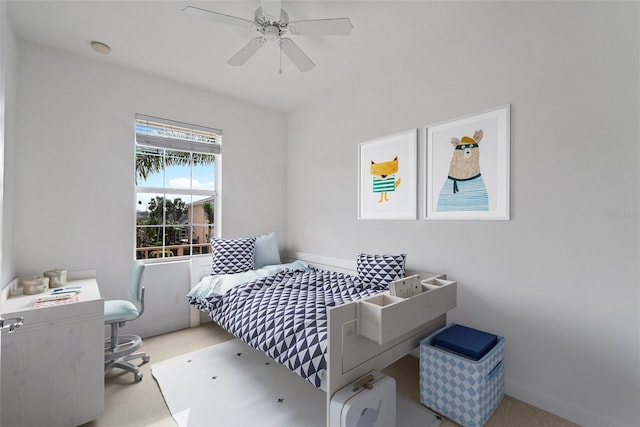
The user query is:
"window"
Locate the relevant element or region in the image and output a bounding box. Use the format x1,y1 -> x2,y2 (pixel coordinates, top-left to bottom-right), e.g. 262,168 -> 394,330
135,114 -> 221,260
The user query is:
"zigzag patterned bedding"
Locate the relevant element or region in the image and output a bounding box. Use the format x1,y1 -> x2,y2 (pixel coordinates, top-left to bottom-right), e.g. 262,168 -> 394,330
188,268 -> 388,388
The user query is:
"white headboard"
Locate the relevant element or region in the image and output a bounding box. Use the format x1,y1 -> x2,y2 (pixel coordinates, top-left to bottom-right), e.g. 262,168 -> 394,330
282,251 -> 443,280
282,251 -> 357,275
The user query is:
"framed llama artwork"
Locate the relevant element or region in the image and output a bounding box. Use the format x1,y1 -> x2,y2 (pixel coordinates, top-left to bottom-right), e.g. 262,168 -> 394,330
425,105 -> 510,220
358,129 -> 417,220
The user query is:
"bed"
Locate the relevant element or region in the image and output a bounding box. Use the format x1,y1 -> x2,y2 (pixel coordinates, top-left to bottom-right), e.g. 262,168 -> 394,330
188,242 -> 457,424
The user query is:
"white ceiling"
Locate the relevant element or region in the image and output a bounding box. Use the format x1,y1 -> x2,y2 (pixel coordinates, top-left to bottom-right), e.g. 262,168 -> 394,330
7,0 -> 439,112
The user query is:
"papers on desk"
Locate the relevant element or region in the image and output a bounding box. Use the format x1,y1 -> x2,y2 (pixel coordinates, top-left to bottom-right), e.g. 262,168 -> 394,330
33,293 -> 79,309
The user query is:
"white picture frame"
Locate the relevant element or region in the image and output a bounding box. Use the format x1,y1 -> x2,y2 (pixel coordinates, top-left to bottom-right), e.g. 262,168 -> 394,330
425,105 -> 510,220
358,129 -> 417,220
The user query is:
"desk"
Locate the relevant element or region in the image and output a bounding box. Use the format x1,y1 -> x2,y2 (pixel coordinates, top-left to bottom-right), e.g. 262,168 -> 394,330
1,271 -> 104,427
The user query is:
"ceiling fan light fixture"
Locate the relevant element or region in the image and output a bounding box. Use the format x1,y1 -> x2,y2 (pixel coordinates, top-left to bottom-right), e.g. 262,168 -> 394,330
90,41 -> 111,54
264,26 -> 280,41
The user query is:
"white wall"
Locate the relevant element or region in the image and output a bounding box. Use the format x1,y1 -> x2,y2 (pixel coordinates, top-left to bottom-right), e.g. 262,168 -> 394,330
285,2 -> 639,427
11,41 -> 287,336
0,0 -> 6,292
0,0 -> 17,288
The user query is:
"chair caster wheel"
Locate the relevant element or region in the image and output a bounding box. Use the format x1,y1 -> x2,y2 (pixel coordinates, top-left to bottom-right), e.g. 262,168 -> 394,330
134,372 -> 143,382
142,355 -> 151,363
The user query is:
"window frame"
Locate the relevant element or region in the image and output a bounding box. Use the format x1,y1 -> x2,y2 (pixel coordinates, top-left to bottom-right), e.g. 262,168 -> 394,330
134,114 -> 221,262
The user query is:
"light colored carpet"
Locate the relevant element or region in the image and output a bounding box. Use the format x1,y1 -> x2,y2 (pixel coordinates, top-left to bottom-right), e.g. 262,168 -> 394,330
81,323 -> 579,427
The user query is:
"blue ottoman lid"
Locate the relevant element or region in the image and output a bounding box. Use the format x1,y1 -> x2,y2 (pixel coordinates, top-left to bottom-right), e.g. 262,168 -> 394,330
432,324 -> 498,361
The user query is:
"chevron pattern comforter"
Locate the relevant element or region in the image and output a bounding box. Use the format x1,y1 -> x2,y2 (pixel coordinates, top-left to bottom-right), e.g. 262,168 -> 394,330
192,268 -> 387,387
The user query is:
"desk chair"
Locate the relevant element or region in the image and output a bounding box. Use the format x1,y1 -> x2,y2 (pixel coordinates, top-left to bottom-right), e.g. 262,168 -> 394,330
104,260 -> 150,382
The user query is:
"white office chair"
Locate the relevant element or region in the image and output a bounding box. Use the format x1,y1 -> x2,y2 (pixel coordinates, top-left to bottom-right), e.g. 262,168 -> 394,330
104,260 -> 150,382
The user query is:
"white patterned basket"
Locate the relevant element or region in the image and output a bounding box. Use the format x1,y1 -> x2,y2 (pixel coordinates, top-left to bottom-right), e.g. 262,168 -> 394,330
420,325 -> 505,427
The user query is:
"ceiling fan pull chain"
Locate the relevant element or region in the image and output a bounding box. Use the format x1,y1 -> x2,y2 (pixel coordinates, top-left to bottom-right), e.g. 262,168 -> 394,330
279,41 -> 283,74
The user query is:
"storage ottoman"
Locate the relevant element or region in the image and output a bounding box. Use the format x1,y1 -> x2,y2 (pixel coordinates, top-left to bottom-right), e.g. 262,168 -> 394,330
420,324 -> 505,427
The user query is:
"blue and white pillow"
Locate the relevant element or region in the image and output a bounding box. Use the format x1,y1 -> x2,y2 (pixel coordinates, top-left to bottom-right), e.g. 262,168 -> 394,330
357,253 -> 406,286
211,237 -> 256,275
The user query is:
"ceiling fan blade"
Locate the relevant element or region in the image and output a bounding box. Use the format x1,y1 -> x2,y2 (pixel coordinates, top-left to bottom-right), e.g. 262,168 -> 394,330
260,0 -> 282,22
280,38 -> 315,72
288,18 -> 353,36
183,6 -> 256,29
228,37 -> 266,66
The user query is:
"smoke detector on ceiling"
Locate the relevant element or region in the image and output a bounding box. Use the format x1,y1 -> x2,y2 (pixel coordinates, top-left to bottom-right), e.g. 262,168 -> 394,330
90,41 -> 111,54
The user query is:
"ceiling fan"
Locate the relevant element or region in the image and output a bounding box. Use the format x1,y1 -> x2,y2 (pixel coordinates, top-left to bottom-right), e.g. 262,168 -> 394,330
183,0 -> 353,72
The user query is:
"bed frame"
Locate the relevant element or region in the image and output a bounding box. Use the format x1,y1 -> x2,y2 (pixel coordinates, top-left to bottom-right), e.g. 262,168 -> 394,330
189,251 -> 457,425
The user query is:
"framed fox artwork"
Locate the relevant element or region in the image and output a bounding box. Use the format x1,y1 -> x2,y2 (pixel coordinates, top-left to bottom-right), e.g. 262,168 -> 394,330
358,129 -> 417,220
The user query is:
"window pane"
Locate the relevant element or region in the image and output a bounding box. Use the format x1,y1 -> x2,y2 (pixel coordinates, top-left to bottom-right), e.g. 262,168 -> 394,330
136,146 -> 163,187
136,192 -> 166,259
192,225 -> 213,255
192,196 -> 215,226
164,194 -> 191,225
149,235 -> 173,259
136,192 -> 165,226
168,225 -> 192,257
165,150 -> 192,190
193,154 -> 216,191
136,225 -> 163,259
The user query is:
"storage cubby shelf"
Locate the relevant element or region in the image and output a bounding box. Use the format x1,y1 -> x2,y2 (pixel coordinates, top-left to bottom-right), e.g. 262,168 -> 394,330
357,276 -> 457,345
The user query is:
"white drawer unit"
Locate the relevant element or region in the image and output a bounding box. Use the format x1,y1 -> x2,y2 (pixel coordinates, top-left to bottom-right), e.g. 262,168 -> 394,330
1,271 -> 104,427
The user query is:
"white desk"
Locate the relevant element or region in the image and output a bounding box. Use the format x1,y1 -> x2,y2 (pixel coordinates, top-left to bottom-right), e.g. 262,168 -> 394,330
1,271 -> 104,427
